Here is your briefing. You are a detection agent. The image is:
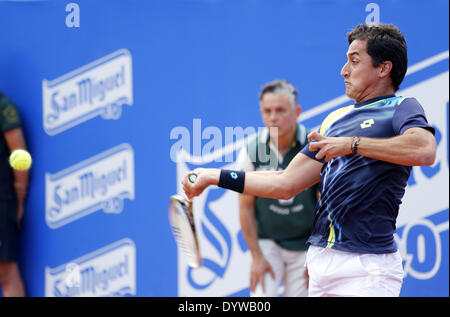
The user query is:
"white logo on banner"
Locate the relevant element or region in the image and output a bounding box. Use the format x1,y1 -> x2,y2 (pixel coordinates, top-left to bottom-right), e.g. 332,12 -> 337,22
45,143 -> 135,229
42,49 -> 133,135
45,238 -> 136,297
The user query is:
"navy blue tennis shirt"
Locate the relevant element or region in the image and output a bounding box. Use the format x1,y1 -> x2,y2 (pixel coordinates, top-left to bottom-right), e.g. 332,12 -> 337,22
301,95 -> 435,254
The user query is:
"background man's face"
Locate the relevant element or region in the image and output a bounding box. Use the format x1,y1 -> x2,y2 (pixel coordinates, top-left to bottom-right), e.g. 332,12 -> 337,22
260,92 -> 300,140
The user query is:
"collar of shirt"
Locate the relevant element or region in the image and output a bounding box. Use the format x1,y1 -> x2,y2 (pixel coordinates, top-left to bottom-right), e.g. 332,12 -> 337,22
354,94 -> 396,108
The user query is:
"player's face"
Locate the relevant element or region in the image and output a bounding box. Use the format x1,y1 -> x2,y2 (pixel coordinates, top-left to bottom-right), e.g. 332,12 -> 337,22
341,39 -> 380,103
260,92 -> 300,139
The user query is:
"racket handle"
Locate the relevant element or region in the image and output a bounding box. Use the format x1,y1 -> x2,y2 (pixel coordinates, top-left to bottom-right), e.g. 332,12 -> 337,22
188,173 -> 197,183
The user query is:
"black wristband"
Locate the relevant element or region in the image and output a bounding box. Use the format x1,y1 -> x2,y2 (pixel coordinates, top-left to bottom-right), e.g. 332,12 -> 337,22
218,169 -> 245,193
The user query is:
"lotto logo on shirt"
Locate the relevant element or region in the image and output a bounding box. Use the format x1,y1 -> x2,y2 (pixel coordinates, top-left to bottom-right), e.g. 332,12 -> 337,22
45,238 -> 136,297
42,49 -> 133,135
45,143 -> 135,229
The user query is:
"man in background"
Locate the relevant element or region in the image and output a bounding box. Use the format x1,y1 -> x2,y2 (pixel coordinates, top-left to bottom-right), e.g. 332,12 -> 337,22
0,91 -> 28,297
236,80 -> 318,296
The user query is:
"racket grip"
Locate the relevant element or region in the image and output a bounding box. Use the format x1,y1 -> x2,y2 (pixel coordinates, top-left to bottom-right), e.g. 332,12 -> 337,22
188,173 -> 197,183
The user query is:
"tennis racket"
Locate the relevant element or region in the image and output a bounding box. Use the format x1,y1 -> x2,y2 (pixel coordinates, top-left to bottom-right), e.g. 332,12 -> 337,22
169,173 -> 201,268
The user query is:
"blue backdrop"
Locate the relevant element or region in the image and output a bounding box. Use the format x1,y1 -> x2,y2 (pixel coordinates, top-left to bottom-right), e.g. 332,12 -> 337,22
0,0 -> 448,297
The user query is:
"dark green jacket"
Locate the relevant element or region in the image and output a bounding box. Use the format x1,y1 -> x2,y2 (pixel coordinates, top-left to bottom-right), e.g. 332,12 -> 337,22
244,123 -> 318,250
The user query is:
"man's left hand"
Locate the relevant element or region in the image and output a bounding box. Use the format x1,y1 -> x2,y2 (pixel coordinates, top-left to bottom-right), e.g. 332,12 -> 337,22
308,131 -> 354,162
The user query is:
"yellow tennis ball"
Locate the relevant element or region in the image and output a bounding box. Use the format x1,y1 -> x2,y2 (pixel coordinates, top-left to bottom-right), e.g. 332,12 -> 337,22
9,149 -> 32,171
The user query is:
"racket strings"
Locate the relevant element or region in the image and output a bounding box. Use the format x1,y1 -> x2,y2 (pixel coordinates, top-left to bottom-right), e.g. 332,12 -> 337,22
171,226 -> 195,252
169,200 -> 201,267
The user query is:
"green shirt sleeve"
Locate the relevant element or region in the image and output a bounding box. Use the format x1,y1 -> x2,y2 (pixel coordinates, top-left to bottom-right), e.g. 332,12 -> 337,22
0,94 -> 22,131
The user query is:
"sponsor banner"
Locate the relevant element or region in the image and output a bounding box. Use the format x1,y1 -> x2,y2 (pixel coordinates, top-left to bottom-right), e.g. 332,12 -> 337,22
42,49 -> 133,135
45,143 -> 135,229
45,238 -> 136,297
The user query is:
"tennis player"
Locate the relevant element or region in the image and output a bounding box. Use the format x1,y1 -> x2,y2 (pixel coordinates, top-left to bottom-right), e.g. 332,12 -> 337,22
182,23 -> 437,297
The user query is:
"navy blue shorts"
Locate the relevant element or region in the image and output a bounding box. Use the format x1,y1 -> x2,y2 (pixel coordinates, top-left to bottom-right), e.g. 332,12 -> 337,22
0,200 -> 18,262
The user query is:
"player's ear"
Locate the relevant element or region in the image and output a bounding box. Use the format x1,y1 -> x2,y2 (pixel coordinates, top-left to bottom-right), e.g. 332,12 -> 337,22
379,61 -> 393,79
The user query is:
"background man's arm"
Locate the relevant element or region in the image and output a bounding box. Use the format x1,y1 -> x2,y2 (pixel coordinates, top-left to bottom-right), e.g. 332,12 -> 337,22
3,127 -> 29,226
239,194 -> 275,293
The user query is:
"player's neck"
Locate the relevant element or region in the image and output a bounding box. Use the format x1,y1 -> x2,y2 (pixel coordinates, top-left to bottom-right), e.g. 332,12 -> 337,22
270,127 -> 297,156
355,83 -> 395,104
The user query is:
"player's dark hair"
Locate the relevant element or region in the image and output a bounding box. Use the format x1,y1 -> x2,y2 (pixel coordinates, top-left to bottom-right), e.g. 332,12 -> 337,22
347,24 -> 407,91
259,79 -> 298,106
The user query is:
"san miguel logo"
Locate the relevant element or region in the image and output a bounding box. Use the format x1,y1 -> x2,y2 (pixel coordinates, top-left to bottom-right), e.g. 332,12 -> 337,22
42,49 -> 133,135
45,143 -> 135,229
45,238 -> 136,297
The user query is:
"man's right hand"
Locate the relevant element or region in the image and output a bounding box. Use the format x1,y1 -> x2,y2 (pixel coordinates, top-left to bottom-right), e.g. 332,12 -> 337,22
250,254 -> 275,294
182,168 -> 220,202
